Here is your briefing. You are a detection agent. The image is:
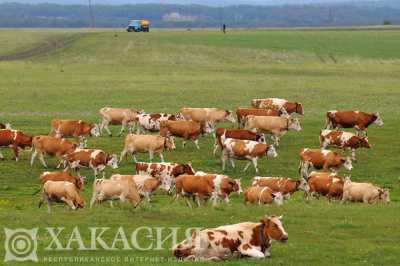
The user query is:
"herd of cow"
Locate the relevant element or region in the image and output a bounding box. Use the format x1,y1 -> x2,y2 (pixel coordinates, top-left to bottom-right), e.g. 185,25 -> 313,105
0,97 -> 389,261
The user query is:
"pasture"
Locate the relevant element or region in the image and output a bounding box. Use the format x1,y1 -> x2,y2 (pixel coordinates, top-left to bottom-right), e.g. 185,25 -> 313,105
0,28 -> 399,265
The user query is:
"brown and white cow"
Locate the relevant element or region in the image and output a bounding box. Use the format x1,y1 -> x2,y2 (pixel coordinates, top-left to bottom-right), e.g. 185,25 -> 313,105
245,115 -> 301,146
320,129 -> 371,161
50,119 -> 100,148
64,149 -> 118,178
213,128 -> 265,156
40,171 -> 85,191
110,174 -> 161,202
135,162 -> 195,192
251,98 -> 304,115
299,148 -> 353,179
99,107 -> 142,136
325,110 -> 383,136
120,134 -> 173,163
173,174 -> 215,208
244,186 -> 284,205
221,134 -> 277,173
0,129 -> 32,161
307,172 -> 344,201
31,136 -> 77,168
137,112 -> 182,133
236,107 -> 288,128
179,107 -> 236,127
160,120 -> 213,150
39,181 -> 85,213
173,215 -> 288,260
251,176 -> 309,198
342,177 -> 390,204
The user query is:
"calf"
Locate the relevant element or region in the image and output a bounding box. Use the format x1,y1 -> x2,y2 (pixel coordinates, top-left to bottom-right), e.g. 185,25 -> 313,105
120,134 -> 173,163
236,107 -> 287,128
299,148 -> 353,179
245,115 -> 301,146
179,107 -> 236,126
0,129 -> 32,161
99,107 -> 142,136
221,134 -> 277,173
244,186 -> 284,205
342,177 -> 390,204
173,215 -> 288,261
251,176 -> 309,198
110,174 -> 161,202
64,149 -> 118,178
137,112 -> 181,133
160,120 -> 213,150
31,136 -> 77,168
135,162 -> 195,192
325,110 -> 383,136
50,119 -> 100,147
213,128 -> 265,155
90,178 -> 142,208
320,129 -> 371,161
39,181 -> 85,213
40,171 -> 85,191
307,172 -> 344,201
251,98 -> 304,115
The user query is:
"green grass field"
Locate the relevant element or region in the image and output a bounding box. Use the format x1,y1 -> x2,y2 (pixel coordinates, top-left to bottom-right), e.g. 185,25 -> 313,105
0,28 -> 399,266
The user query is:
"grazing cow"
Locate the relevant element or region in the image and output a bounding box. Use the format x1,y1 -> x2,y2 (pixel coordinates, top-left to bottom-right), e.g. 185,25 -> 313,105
307,172 -> 344,201
173,174 -> 215,208
236,108 -> 288,128
325,110 -> 383,136
137,113 -> 181,133
64,149 -> 118,178
135,162 -> 195,192
173,215 -> 288,260
31,136 -> 77,168
90,178 -> 142,208
110,174 -> 161,202
299,148 -> 353,179
213,128 -> 265,155
99,107 -> 142,136
0,129 -> 32,161
0,123 -> 11,129
244,186 -> 284,205
50,119 -> 100,148
320,129 -> 371,161
342,177 -> 390,204
40,171 -> 85,191
39,181 -> 85,213
251,176 -> 309,198
160,120 -> 213,150
221,134 -> 277,173
251,98 -> 304,115
179,107 -> 236,127
245,115 -> 301,146
120,134 -> 172,163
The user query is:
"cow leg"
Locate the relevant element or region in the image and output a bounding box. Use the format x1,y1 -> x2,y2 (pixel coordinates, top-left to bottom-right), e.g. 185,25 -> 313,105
118,122 -> 126,136
119,148 -> 128,163
193,139 -> 200,150
90,194 -> 97,208
63,197 -> 76,211
39,153 -> 48,168
221,152 -> 228,171
243,161 -> 252,172
252,158 -> 259,173
351,149 -> 357,162
184,197 -> 193,208
159,153 -> 165,163
239,245 -> 265,259
11,145 -> 19,161
149,150 -> 154,162
212,138 -> 219,156
104,123 -> 112,136
30,150 -> 38,166
0,149 -> 4,160
182,140 -> 186,148
93,167 -> 98,178
229,158 -> 235,168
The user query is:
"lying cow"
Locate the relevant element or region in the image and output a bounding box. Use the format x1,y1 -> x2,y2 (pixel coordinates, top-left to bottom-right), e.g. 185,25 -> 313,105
307,172 -> 344,201
251,98 -> 304,115
251,176 -> 309,198
99,107 -> 142,136
245,115 -> 301,146
50,119 -> 100,148
244,186 -> 284,205
221,134 -> 277,173
213,128 -> 265,156
110,174 -> 160,202
299,148 -> 353,179
173,215 -> 288,260
236,107 -> 288,128
160,120 -> 212,150
31,136 -> 77,168
320,129 -> 371,161
64,149 -> 118,178
179,107 -> 236,126
40,171 -> 85,191
120,134 -> 173,163
39,181 -> 85,213
135,162 -> 195,192
137,112 -> 181,133
90,177 -> 142,208
342,177 -> 390,204
325,110 -> 383,136
0,129 -> 32,161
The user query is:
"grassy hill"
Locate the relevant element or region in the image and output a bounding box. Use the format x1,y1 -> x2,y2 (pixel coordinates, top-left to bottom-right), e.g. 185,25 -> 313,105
0,28 -> 399,265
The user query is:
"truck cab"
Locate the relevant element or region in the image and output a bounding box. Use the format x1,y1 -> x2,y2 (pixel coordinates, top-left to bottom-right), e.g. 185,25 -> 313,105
126,20 -> 150,32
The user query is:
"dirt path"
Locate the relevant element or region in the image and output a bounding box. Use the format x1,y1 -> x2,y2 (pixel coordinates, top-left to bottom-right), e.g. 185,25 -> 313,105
0,33 -> 89,61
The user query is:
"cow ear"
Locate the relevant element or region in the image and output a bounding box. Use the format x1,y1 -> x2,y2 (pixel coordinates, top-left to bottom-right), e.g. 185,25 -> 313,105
260,217 -> 269,225
278,215 -> 283,220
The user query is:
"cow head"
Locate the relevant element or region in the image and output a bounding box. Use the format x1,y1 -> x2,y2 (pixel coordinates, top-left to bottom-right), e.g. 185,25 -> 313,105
261,215 -> 288,242
251,99 -> 262,108
266,145 -> 278,158
256,133 -> 266,144
359,137 -> 371,149
74,194 -> 85,210
183,162 -> 195,175
90,124 -> 101,137
175,112 -> 185,121
225,110 -> 236,123
373,112 -> 384,127
271,192 -> 284,205
234,178 -> 242,194
296,178 -> 310,193
378,188 -> 390,204
296,102 -> 304,115
344,176 -> 352,185
172,231 -> 198,259
342,156 -> 353,171
107,154 -> 119,169
289,118 -> 302,131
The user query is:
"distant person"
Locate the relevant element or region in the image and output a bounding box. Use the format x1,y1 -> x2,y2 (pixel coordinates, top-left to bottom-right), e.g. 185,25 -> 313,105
222,24 -> 226,34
